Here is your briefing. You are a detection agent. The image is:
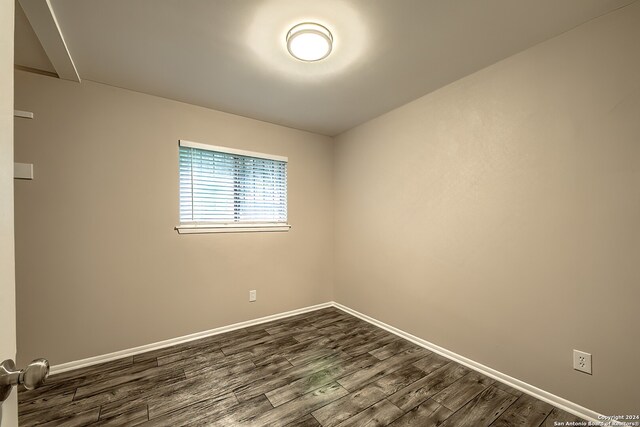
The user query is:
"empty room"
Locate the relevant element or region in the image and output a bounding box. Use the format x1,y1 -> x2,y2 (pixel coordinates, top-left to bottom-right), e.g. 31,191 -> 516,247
1,0 -> 639,426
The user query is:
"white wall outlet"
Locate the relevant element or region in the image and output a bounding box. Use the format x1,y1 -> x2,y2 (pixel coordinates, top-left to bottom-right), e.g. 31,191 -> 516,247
249,290 -> 257,302
573,350 -> 592,375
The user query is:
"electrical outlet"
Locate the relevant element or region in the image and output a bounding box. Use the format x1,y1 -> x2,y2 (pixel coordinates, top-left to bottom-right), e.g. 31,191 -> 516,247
249,290 -> 257,302
573,350 -> 592,375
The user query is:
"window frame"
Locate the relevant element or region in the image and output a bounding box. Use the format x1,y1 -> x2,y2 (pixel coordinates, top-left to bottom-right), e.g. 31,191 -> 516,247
175,140 -> 291,234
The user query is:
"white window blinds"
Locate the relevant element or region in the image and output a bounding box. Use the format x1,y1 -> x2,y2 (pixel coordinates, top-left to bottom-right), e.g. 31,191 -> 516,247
179,141 -> 288,227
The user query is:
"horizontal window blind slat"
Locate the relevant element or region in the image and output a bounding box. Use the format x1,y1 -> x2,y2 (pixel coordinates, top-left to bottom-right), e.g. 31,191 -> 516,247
190,181 -> 287,187
183,161 -> 286,171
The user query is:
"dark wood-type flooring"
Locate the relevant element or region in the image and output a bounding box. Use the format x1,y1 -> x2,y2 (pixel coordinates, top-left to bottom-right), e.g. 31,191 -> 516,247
19,308 -> 587,426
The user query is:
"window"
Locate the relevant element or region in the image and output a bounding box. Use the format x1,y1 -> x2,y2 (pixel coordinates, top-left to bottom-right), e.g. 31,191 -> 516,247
176,140 -> 289,233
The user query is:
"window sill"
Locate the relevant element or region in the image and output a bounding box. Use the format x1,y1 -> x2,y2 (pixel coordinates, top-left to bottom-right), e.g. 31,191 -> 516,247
175,224 -> 291,234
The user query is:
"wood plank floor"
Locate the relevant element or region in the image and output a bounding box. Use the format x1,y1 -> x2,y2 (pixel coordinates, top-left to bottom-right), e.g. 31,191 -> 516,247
19,308 -> 587,426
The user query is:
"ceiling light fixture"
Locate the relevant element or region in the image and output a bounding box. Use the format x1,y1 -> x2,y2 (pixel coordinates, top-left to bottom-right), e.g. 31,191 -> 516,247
286,22 -> 333,62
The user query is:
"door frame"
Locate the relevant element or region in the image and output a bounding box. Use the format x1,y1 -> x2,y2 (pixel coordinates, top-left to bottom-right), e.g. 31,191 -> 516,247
0,0 -> 17,425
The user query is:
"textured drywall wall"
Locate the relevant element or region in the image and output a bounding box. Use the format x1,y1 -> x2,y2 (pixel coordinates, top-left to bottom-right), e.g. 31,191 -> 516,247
334,3 -> 640,415
14,71 -> 334,365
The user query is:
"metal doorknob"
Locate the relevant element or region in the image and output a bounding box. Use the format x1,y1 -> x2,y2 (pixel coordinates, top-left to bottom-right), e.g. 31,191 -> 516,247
0,358 -> 49,402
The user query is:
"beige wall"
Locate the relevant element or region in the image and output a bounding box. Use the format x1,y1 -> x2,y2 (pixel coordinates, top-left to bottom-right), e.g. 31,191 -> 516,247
14,71 -> 334,366
1,0 -> 17,424
334,3 -> 640,416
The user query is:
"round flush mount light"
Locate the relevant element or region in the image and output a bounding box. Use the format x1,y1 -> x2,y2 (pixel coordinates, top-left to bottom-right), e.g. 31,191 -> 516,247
286,22 -> 333,62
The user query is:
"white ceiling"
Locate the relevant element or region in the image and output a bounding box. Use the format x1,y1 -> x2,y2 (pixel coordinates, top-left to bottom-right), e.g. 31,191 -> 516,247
15,0 -> 636,135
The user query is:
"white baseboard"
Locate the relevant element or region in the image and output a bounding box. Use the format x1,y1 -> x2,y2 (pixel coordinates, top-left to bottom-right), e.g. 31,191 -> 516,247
332,302 -> 605,424
50,300 -> 606,424
50,302 -> 333,375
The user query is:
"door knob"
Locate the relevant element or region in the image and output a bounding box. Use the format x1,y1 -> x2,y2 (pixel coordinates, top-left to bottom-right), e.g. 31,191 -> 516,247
0,358 -> 49,402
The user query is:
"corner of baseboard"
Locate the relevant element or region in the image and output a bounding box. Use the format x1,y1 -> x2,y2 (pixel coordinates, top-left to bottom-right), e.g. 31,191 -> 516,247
49,299 -> 606,424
